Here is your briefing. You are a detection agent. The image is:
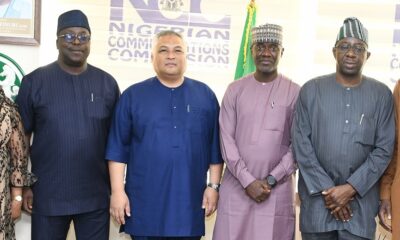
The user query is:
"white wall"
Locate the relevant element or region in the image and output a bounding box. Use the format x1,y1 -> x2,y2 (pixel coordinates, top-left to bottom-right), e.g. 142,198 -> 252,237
4,0 -> 398,239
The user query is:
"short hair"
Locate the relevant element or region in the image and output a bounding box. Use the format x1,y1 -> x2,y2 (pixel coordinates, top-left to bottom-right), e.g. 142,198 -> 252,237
152,30 -> 186,52
155,30 -> 183,40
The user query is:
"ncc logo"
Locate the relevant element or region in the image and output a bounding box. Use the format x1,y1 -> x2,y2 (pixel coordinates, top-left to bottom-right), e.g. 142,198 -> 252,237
110,0 -> 230,29
159,0 -> 184,11
0,53 -> 24,102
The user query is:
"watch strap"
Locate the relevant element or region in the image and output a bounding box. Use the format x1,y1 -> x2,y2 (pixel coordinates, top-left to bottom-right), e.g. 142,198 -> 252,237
207,183 -> 221,192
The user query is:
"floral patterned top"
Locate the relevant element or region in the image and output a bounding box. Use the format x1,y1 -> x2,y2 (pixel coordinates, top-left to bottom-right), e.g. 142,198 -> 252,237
0,88 -> 36,240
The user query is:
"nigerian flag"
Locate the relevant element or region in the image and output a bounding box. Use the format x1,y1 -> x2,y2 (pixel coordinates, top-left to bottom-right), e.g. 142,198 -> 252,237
234,0 -> 257,80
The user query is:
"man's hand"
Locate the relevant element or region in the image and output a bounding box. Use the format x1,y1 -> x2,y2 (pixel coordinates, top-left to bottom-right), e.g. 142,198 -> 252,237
110,190 -> 131,225
379,199 -> 392,231
331,203 -> 352,222
22,187 -> 33,214
202,187 -> 219,217
322,184 -> 356,213
245,180 -> 271,203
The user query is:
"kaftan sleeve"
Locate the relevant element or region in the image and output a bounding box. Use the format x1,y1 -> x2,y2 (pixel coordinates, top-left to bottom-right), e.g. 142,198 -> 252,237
380,82 -> 400,200
292,82 -> 335,195
269,144 -> 295,183
347,87 -> 395,197
219,86 -> 256,188
16,75 -> 34,134
269,84 -> 299,183
105,91 -> 132,163
9,104 -> 36,187
208,91 -> 223,165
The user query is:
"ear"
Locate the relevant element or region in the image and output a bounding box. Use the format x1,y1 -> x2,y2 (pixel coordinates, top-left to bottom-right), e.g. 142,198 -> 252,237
56,39 -> 59,50
280,48 -> 285,57
151,53 -> 154,62
366,51 -> 371,60
250,46 -> 256,58
332,47 -> 337,59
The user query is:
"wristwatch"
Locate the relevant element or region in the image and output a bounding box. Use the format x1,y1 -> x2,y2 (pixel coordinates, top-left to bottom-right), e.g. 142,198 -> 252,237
14,195 -> 22,202
207,183 -> 221,192
266,175 -> 277,188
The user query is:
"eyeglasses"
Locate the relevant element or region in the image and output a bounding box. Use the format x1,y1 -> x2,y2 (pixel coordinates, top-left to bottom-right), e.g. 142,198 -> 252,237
253,44 -> 280,55
58,33 -> 91,43
335,44 -> 366,55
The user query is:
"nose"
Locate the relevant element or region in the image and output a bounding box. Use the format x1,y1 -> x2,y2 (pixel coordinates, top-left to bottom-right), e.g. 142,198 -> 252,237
72,36 -> 81,45
345,49 -> 356,57
344,46 -> 357,56
258,48 -> 273,57
166,51 -> 176,59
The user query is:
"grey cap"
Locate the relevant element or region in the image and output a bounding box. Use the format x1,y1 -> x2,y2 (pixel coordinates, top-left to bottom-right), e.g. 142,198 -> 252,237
336,17 -> 368,46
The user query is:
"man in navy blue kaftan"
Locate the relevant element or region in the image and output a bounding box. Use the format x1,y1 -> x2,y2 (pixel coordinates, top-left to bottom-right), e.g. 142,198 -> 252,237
105,30 -> 224,240
16,10 -> 120,240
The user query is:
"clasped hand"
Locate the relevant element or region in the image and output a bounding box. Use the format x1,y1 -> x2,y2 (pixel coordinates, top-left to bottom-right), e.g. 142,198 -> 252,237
245,179 -> 271,203
322,184 -> 356,222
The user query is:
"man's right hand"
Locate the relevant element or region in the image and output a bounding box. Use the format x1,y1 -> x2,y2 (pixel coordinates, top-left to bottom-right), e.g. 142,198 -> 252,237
110,190 -> 131,225
22,187 -> 33,214
245,180 -> 271,203
379,199 -> 392,231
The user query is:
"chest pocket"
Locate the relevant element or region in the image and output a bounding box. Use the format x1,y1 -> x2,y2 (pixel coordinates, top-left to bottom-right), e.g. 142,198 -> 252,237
187,106 -> 207,133
264,104 -> 288,131
354,116 -> 376,146
87,97 -> 108,119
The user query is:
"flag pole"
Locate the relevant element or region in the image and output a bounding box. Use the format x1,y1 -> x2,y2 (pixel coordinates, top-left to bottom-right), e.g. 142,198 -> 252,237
234,0 -> 257,80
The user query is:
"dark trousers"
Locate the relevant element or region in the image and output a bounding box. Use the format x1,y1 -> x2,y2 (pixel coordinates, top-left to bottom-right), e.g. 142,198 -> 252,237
32,208 -> 110,240
131,236 -> 201,240
302,230 -> 371,240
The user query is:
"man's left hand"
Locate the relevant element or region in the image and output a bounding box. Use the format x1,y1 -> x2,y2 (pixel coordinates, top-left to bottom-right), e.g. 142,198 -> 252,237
202,187 -> 219,217
322,183 -> 356,213
331,203 -> 353,222
379,199 -> 392,231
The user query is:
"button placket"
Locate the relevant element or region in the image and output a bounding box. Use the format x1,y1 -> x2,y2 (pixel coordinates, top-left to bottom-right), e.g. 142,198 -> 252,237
170,88 -> 179,147
343,87 -> 351,132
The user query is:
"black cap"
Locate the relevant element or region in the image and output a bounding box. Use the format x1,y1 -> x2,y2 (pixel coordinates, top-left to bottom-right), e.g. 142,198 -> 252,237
57,10 -> 91,34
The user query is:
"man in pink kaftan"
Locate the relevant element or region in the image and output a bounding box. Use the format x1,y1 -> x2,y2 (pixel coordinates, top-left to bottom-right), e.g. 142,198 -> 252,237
212,23 -> 299,240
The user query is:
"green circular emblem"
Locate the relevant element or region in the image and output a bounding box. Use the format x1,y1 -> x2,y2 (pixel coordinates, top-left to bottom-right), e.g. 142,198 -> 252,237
0,52 -> 24,102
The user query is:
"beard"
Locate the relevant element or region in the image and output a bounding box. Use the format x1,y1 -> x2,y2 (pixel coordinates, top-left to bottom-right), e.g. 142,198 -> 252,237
61,54 -> 87,68
338,64 -> 363,77
65,59 -> 85,67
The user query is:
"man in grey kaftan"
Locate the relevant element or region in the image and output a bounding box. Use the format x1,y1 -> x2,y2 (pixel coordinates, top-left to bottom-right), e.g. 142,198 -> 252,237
292,17 -> 394,240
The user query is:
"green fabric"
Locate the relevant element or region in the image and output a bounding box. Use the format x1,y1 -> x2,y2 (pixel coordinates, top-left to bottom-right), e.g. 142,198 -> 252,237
234,1 -> 257,80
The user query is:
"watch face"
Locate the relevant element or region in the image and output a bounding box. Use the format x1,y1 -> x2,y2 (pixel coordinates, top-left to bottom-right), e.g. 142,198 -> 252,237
267,176 -> 276,187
